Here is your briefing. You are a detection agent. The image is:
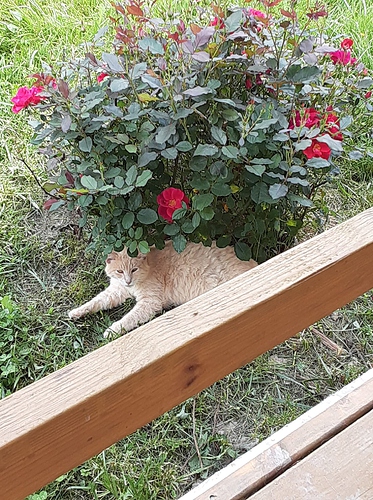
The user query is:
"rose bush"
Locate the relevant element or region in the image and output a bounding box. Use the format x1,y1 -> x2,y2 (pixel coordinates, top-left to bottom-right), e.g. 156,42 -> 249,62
12,0 -> 372,261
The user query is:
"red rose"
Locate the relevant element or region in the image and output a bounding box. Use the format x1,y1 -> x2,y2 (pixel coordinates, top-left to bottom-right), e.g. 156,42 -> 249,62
11,85 -> 44,113
210,16 -> 225,29
289,108 -> 320,129
341,38 -> 353,50
365,91 -> 372,99
303,139 -> 331,160
245,77 -> 253,89
330,50 -> 356,65
157,187 -> 190,223
325,113 -> 343,141
97,72 -> 109,83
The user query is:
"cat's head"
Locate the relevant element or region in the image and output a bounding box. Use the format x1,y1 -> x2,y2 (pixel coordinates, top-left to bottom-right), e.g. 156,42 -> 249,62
105,248 -> 149,288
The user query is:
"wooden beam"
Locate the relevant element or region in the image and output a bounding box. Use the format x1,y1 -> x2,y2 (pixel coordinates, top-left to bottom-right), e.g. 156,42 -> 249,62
1,208 -> 373,500
179,368 -> 373,500
251,408 -> 373,500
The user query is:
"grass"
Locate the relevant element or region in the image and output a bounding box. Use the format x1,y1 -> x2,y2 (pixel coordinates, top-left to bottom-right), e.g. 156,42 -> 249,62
0,0 -> 373,498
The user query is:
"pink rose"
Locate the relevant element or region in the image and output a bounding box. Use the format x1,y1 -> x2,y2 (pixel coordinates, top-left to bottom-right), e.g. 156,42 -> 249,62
248,8 -> 267,20
330,50 -> 356,65
11,86 -> 44,113
210,16 -> 225,29
157,187 -> 190,223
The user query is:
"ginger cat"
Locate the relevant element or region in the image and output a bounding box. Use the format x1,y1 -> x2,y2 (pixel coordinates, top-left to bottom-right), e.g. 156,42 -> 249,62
68,241 -> 257,337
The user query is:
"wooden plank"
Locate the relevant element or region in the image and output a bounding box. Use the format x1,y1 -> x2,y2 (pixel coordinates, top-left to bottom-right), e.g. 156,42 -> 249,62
179,368 -> 373,500
0,207 -> 373,500
250,409 -> 373,499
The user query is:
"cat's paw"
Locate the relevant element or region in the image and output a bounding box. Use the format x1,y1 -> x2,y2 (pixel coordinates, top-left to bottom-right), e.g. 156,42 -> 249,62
68,307 -> 87,320
103,321 -> 125,339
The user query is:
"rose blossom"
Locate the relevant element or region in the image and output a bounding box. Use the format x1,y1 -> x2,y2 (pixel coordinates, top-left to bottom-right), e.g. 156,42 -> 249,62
97,72 -> 109,83
157,187 -> 190,223
303,139 -> 331,160
330,50 -> 356,65
325,113 -> 343,141
341,38 -> 353,50
11,86 -> 44,113
289,108 -> 320,129
248,8 -> 266,20
210,16 -> 225,29
365,91 -> 372,99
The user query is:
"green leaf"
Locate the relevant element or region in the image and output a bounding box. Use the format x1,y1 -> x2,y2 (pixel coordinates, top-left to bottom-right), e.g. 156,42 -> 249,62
110,79 -> 129,92
211,126 -> 227,145
122,212 -> 135,229
291,66 -> 321,83
225,9 -> 242,32
192,212 -> 201,229
251,182 -> 271,203
134,227 -> 143,239
235,242 -> 252,261
253,118 -> 278,131
138,152 -> 158,168
210,161 -> 228,177
181,221 -> 195,233
78,137 -> 93,153
306,158 -> 330,168
191,175 -> 210,191
245,165 -> 265,176
102,52 -> 123,71
137,208 -> 158,224
114,176 -> 125,188
164,224 -> 180,236
155,123 -> 176,143
138,240 -> 150,254
211,183 -> 231,196
138,37 -> 165,55
222,145 -> 239,159
222,109 -> 240,121
269,183 -> 288,199
161,148 -> 178,160
172,234 -> 187,253
216,235 -> 231,248
80,175 -> 97,190
190,156 -> 207,172
126,165 -> 138,185
125,144 -> 137,153
135,169 -> 152,187
193,193 -> 214,210
172,208 -> 187,220
77,194 -> 93,207
194,144 -> 219,156
176,141 -> 193,152
200,207 -> 215,220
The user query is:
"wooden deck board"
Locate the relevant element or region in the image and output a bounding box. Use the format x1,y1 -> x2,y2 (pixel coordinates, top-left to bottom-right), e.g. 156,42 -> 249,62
250,409 -> 373,499
179,368 -> 373,500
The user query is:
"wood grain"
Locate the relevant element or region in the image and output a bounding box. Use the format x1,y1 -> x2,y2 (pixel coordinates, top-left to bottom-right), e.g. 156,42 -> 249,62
250,409 -> 373,500
1,208 -> 373,500
179,369 -> 373,500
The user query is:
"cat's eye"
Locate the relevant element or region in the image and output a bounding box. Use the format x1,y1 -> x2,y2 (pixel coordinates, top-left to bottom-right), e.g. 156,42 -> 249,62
117,270 -> 124,274
131,267 -> 138,273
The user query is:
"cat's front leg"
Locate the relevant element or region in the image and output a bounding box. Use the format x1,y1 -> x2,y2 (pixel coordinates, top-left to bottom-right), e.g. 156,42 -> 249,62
103,299 -> 162,338
69,279 -> 131,320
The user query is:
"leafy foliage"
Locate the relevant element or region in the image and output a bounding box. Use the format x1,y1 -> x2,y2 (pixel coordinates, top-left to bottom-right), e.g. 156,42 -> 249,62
15,0 -> 373,261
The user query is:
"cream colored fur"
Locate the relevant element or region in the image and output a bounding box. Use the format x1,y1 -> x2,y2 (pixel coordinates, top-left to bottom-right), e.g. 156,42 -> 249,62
68,241 -> 257,337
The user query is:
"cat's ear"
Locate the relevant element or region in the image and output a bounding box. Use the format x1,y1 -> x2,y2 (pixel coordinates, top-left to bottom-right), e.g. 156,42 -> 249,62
137,253 -> 147,261
106,251 -> 118,264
